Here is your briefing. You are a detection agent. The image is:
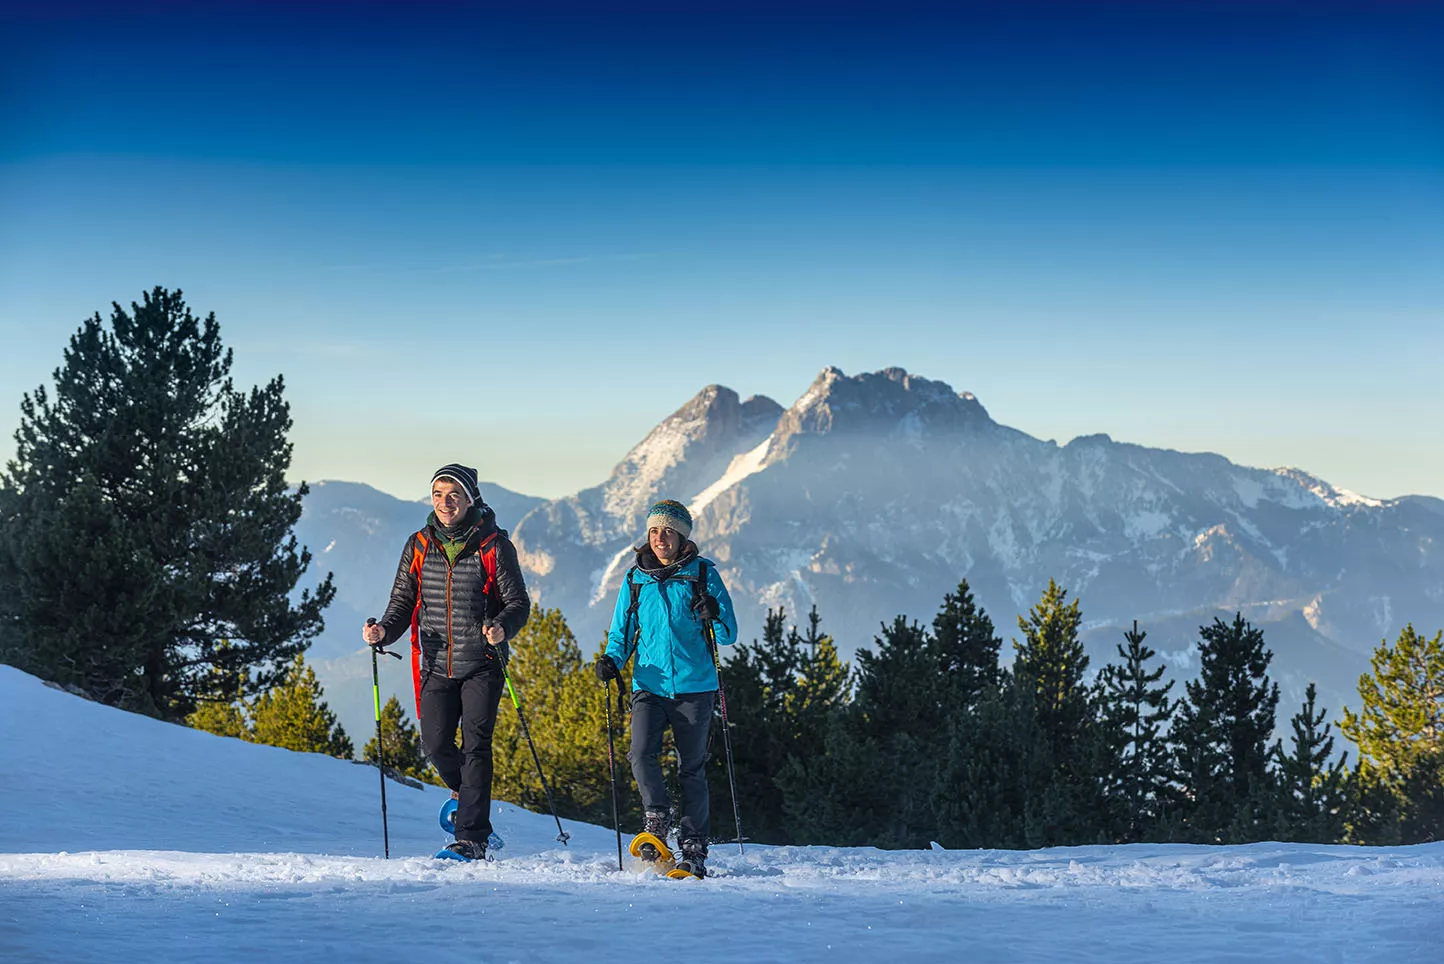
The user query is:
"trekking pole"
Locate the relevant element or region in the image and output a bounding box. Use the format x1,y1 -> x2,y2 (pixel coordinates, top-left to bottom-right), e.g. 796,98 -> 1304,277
494,640 -> 571,845
603,676 -> 624,871
702,620 -> 744,855
365,618 -> 401,858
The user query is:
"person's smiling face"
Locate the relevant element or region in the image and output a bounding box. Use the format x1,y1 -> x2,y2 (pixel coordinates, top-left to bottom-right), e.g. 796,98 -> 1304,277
649,525 -> 682,565
431,479 -> 471,527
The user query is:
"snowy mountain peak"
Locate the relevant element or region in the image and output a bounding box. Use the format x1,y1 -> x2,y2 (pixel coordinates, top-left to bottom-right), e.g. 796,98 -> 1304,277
600,385 -> 782,525
774,366 -> 992,453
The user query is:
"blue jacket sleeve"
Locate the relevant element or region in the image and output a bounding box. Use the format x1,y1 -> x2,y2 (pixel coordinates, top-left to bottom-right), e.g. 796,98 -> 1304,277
605,574 -> 633,667
706,564 -> 738,647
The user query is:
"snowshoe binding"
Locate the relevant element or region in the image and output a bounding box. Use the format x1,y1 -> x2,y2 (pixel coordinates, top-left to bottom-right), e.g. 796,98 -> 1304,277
671,839 -> 707,880
628,810 -> 680,874
435,838 -> 488,862
628,831 -> 674,866
627,810 -> 674,864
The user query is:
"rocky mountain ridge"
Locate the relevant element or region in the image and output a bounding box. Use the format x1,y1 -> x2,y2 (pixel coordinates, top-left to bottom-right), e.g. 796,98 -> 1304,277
297,367 -> 1442,743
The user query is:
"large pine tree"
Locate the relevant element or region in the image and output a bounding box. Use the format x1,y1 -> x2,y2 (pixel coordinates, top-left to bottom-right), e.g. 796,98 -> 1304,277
1097,620 -> 1176,841
1340,624 -> 1444,844
927,581 -> 1017,848
931,670 -> 1037,849
780,615 -> 935,847
1171,613 -> 1279,843
716,606 -> 849,844
1013,580 -> 1089,745
1272,682 -> 1347,843
789,606 -> 850,763
1011,579 -> 1105,847
0,288 -> 333,719
718,608 -> 801,843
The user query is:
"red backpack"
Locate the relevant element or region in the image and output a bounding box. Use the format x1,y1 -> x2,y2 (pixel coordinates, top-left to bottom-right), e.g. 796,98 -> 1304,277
407,527 -> 501,717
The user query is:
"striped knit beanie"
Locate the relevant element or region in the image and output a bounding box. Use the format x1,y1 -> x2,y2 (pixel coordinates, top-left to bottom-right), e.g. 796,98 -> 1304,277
431,463 -> 481,505
645,499 -> 693,539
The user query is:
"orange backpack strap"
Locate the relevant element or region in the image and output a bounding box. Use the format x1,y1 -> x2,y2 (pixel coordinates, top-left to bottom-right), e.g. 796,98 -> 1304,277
477,530 -> 500,611
408,530 -> 430,719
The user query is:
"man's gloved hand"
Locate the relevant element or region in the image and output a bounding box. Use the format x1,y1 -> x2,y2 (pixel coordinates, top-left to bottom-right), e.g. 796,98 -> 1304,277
595,654 -> 620,682
692,592 -> 720,621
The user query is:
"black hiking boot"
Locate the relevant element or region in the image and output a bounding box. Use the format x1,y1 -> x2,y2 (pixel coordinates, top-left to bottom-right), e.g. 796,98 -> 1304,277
443,838 -> 488,861
637,810 -> 670,861
675,838 -> 708,879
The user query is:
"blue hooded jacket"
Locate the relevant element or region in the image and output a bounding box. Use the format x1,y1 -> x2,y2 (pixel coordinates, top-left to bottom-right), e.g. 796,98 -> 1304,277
604,547 -> 737,698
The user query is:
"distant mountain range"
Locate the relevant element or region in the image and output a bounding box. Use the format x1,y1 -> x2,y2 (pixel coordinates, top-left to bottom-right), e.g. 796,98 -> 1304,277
295,367 -> 1444,746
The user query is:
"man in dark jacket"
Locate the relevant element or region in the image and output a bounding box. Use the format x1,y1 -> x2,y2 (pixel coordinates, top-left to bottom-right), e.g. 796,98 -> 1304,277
362,463 -> 530,860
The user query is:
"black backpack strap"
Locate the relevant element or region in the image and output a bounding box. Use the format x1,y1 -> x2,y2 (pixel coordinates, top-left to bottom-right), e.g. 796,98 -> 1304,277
693,559 -> 711,609
693,559 -> 720,659
620,566 -> 642,662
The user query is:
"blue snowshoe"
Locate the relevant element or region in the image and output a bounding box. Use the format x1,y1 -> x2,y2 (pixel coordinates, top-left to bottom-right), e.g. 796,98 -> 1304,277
435,839 -> 488,862
438,797 -> 505,853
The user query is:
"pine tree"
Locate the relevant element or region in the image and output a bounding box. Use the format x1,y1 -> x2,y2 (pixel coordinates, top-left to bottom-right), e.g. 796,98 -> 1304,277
720,605 -> 850,844
184,652 -> 249,744
1272,682 -> 1347,842
362,695 -> 437,786
927,581 -> 1020,848
1097,620 -> 1176,841
929,579 -> 1001,709
187,698 -> 249,740
1339,624 -> 1444,844
1013,580 -> 1089,746
931,671 -> 1037,849
1171,613 -> 1279,843
247,655 -> 353,758
0,288 -> 334,720
708,609 -> 789,841
1011,580 -> 1105,847
790,606 -> 850,763
780,616 -> 934,847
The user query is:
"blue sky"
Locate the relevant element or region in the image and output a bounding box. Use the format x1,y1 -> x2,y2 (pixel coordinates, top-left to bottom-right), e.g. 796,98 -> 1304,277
2,1 -> 1441,501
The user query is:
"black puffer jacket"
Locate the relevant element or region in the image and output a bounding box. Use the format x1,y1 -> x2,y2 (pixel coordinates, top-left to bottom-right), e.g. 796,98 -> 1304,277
377,505 -> 531,679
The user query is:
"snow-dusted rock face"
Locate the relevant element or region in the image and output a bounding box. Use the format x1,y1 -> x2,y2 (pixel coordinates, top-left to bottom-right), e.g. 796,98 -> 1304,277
511,385 -> 782,630
512,367 -> 1443,716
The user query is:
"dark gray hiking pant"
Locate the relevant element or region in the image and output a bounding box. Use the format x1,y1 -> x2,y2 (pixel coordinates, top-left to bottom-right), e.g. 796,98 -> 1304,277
419,661 -> 505,844
629,689 -> 715,844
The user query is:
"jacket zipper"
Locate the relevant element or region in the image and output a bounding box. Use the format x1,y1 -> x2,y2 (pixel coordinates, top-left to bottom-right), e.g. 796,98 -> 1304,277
440,528 -> 487,678
660,572 -> 676,698
444,548 -> 455,678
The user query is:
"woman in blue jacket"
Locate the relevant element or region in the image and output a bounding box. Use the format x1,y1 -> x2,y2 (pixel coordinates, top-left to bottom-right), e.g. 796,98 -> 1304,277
595,499 -> 737,878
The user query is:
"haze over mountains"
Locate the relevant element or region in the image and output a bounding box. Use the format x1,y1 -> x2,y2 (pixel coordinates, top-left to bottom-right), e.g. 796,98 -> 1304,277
297,367 -> 1444,745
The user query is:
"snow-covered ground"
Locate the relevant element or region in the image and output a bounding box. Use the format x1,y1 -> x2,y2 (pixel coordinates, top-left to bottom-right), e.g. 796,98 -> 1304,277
0,665 -> 1439,963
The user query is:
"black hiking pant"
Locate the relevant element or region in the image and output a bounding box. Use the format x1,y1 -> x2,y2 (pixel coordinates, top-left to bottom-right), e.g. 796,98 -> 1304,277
629,689 -> 715,847
419,660 -> 505,843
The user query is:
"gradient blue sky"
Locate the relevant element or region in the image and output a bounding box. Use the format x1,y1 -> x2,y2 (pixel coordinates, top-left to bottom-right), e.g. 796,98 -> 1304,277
2,1 -> 1441,501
